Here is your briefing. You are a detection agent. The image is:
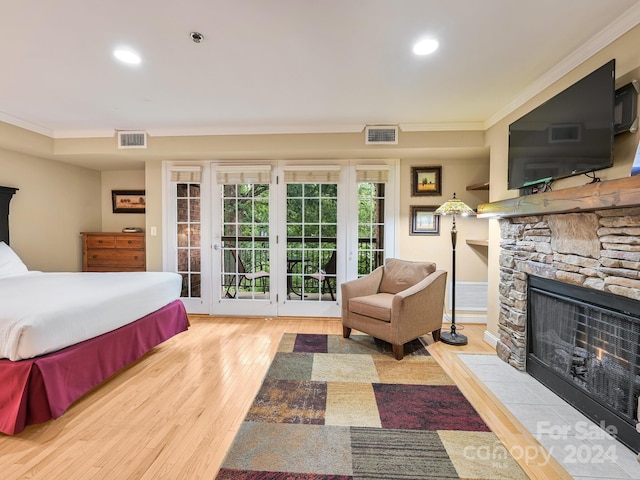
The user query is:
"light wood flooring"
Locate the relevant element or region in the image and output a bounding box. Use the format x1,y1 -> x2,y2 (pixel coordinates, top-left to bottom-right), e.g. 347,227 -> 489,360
0,316 -> 570,479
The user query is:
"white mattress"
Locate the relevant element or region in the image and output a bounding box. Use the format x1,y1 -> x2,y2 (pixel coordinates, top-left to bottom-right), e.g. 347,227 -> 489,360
0,271 -> 182,361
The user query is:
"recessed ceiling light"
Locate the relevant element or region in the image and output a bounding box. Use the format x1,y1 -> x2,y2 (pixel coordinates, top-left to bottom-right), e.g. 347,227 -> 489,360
413,38 -> 439,56
114,49 -> 141,65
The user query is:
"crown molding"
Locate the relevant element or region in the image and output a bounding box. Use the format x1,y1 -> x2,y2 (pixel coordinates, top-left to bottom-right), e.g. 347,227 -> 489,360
0,111 -> 53,137
399,122 -> 485,132
485,2 -> 640,129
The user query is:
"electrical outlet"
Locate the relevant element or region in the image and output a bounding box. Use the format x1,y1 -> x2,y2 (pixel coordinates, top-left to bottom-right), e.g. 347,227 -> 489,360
150,226 -> 157,236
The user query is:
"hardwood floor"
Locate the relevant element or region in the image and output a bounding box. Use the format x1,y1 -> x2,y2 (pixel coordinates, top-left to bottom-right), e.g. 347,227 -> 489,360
0,316 -> 569,479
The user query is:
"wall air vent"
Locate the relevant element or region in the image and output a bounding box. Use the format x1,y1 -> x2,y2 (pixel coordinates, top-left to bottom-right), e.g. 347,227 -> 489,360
117,131 -> 147,149
365,126 -> 398,145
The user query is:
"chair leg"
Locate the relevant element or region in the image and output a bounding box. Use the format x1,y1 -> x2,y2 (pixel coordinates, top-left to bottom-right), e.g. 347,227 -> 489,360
432,328 -> 441,342
392,344 -> 404,361
326,279 -> 335,301
343,326 -> 351,338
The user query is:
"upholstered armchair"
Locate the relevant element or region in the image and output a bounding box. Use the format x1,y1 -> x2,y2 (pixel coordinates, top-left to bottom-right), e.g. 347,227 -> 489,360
341,258 -> 447,360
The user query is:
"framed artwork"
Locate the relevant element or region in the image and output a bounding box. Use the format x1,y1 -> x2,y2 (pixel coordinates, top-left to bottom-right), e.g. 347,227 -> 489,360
411,166 -> 442,196
410,205 -> 440,235
112,190 -> 146,214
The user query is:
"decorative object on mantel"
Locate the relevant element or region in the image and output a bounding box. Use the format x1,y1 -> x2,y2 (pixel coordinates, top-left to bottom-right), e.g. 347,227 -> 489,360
111,190 -> 146,214
631,139 -> 640,176
435,193 -> 475,346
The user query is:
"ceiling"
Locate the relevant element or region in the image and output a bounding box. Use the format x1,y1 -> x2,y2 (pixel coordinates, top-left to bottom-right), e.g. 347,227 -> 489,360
1,0 -> 640,140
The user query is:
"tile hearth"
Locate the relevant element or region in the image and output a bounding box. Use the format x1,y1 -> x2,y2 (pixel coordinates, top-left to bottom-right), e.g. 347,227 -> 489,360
458,353 -> 640,480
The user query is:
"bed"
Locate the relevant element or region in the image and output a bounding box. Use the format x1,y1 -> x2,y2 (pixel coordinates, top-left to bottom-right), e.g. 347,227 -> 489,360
0,210 -> 189,434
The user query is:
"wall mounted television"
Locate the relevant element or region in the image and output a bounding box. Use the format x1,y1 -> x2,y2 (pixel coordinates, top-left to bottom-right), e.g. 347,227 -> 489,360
508,59 -> 615,191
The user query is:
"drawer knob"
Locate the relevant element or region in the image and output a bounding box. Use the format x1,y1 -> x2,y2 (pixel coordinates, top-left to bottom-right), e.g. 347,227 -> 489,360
92,255 -> 98,259
127,240 -> 132,244
98,240 -> 103,243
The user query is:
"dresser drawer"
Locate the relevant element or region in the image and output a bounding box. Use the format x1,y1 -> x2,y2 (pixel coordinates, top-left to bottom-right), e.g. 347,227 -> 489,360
86,249 -> 145,267
115,236 -> 145,249
86,235 -> 116,248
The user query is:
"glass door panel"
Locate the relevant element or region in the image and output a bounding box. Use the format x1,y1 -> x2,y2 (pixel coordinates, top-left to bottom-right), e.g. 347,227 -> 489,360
176,183 -> 202,298
357,182 -> 385,276
221,183 -> 270,299
283,182 -> 338,313
214,178 -> 276,316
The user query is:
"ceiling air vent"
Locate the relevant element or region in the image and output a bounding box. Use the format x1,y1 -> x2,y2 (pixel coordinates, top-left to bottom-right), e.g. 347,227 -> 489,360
365,126 -> 398,145
117,131 -> 147,149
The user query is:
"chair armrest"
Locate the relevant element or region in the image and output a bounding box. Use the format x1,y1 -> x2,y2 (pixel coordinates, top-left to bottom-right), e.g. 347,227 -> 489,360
391,270 -> 448,331
395,269 -> 446,299
341,266 -> 383,313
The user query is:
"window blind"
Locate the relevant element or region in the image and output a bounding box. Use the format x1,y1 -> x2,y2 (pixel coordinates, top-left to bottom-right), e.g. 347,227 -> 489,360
170,166 -> 202,183
283,166 -> 341,183
355,165 -> 390,183
216,165 -> 272,184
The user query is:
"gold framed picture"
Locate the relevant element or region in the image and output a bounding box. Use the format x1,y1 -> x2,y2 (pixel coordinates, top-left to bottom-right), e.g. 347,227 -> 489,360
411,166 -> 442,196
112,190 -> 146,214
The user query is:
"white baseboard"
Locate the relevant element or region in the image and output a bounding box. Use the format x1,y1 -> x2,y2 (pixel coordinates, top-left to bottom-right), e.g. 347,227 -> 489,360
447,281 -> 488,311
483,329 -> 499,348
442,313 -> 487,324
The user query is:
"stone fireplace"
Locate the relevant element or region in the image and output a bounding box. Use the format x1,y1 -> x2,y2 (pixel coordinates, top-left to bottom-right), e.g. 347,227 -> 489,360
484,178 -> 640,454
496,208 -> 640,369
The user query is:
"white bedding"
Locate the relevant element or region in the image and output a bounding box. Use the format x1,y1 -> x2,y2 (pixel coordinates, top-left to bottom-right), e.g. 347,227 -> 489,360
0,271 -> 182,361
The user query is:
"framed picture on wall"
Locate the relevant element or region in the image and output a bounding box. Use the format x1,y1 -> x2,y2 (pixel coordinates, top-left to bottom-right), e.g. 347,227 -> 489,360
112,190 -> 146,214
411,166 -> 442,196
410,205 -> 440,235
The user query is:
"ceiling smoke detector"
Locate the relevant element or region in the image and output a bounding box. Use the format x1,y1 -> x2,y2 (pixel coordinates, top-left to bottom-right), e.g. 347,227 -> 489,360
190,32 -> 204,43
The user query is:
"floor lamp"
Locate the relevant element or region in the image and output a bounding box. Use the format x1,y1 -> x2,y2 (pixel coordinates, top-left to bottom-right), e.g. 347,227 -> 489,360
435,193 -> 475,346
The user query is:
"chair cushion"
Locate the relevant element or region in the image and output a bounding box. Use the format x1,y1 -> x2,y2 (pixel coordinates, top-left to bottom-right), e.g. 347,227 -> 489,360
379,258 -> 436,294
348,293 -> 394,322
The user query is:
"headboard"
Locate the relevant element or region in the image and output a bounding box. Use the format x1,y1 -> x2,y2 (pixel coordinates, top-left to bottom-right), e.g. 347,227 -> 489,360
0,186 -> 18,245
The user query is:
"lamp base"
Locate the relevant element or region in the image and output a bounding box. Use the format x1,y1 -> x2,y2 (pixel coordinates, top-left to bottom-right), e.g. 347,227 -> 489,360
440,330 -> 468,346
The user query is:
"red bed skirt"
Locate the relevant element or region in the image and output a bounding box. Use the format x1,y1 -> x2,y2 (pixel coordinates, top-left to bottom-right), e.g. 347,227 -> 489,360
0,299 -> 189,435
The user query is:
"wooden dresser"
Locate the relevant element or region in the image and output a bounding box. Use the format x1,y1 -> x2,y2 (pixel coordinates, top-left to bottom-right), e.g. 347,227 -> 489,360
81,232 -> 146,272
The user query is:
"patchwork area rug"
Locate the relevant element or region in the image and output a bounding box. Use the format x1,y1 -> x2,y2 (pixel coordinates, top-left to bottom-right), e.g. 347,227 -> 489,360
216,334 -> 528,479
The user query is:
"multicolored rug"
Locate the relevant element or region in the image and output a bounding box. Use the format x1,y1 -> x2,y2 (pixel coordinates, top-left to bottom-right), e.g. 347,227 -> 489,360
216,334 -> 528,479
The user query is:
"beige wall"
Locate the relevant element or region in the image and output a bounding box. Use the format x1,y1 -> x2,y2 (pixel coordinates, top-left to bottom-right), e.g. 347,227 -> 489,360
0,126 -> 489,277
101,170 -> 146,232
0,147 -> 101,271
145,160 -> 164,272
484,23 -> 640,337
398,156 -> 490,319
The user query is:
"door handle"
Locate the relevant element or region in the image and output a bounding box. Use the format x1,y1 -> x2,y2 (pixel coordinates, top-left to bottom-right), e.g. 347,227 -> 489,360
213,244 -> 220,250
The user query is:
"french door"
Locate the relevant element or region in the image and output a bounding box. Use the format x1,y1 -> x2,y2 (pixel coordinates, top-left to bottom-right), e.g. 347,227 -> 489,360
165,165 -> 211,314
165,160 -> 397,317
276,165 -> 343,316
212,165 -> 278,316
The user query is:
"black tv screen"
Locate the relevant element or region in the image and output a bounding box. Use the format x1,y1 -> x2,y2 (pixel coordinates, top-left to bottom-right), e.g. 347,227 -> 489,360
508,59 -> 615,190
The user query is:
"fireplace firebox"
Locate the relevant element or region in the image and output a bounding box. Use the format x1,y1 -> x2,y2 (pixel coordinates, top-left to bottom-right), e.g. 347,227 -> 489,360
527,275 -> 640,453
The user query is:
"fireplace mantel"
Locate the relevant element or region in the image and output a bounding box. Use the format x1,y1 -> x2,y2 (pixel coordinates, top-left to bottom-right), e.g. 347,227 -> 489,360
477,175 -> 640,218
